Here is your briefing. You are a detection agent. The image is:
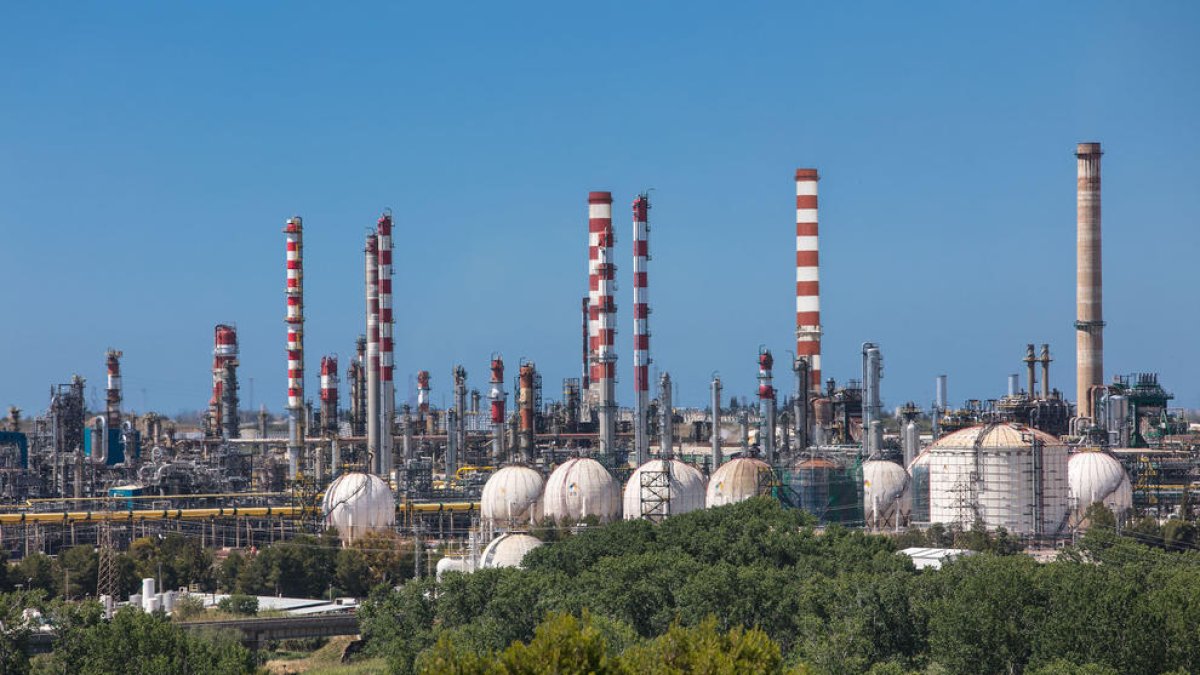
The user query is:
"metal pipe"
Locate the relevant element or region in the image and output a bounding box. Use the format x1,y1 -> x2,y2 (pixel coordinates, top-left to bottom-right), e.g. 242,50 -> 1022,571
795,169 -> 821,393
1075,142 -> 1104,420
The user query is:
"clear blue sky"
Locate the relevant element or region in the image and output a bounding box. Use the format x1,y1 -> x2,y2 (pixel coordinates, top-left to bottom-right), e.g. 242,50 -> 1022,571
2,2 -> 1198,418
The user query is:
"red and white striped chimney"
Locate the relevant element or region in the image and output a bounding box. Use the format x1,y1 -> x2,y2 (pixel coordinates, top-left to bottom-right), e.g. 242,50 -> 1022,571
489,356 -> 506,461
632,193 -> 651,465
210,325 -> 238,437
794,169 -> 821,392
320,355 -> 339,435
105,349 -> 123,429
284,216 -> 305,477
591,191 -> 617,457
587,194 -> 607,409
417,370 -> 431,416
758,348 -> 776,462
365,233 -> 381,474
376,212 -> 395,474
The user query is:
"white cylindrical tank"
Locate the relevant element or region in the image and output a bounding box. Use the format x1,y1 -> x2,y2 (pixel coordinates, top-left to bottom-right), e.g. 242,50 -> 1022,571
542,458 -> 621,523
862,459 -> 910,528
928,423 -> 1069,536
322,472 -> 396,544
622,459 -> 707,520
705,457 -> 772,508
141,578 -> 155,612
435,556 -> 471,581
481,465 -> 545,527
1068,450 -> 1133,525
479,533 -> 543,569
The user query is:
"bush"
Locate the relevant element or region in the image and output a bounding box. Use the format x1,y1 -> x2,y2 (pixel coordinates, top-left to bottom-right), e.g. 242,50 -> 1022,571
216,593 -> 258,616
171,594 -> 206,620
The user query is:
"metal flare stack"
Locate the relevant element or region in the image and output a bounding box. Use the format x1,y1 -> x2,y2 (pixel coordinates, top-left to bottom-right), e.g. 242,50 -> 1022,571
632,193 -> 651,466
795,169 -> 822,392
284,216 -> 305,478
1075,142 -> 1104,420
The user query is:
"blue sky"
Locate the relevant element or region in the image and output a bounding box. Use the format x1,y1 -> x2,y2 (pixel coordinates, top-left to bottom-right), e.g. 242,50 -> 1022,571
1,2 -> 1197,417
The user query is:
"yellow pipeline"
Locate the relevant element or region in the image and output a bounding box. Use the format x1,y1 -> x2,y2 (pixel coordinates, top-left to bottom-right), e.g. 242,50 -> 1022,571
0,502 -> 479,525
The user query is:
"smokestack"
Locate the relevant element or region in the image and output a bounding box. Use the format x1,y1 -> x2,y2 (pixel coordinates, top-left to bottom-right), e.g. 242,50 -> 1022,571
284,216 -> 305,479
795,169 -> 822,392
862,344 -> 882,457
320,355 -> 339,435
518,362 -> 535,461
590,191 -> 618,458
757,349 -> 776,464
105,349 -> 122,429
210,325 -> 239,440
659,372 -> 673,459
365,233 -> 380,474
1024,344 -> 1037,396
417,371 -> 431,416
710,377 -> 722,470
489,356 -> 506,461
451,365 -> 467,475
376,213 -> 395,476
1039,344 -> 1052,399
1075,142 -> 1104,420
632,193 -> 652,466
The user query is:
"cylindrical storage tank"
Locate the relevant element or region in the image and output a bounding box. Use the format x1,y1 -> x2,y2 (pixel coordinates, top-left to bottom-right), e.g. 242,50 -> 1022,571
481,465 -> 545,527
908,450 -> 931,524
623,459 -> 707,520
435,556 -> 470,581
1067,450 -> 1133,526
862,459 -> 910,528
479,533 -> 543,569
322,472 -> 396,544
141,578 -> 155,612
542,458 -> 621,523
706,457 -> 772,508
928,424 -> 1069,536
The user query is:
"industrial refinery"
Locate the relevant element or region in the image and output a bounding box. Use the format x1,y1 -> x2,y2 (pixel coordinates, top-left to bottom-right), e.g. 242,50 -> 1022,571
1,141 -> 1196,579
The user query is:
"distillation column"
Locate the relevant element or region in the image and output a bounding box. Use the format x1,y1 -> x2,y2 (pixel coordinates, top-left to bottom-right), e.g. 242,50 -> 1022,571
105,349 -> 122,429
632,193 -> 652,466
659,373 -> 673,459
348,336 -> 366,437
489,357 -> 506,462
450,365 -> 467,475
757,349 -> 776,464
365,233 -> 380,474
795,169 -> 822,393
710,376 -> 722,470
377,213 -> 395,476
320,356 -> 339,435
518,362 -> 536,462
591,192 -> 618,458
284,216 -> 305,479
1075,142 -> 1104,421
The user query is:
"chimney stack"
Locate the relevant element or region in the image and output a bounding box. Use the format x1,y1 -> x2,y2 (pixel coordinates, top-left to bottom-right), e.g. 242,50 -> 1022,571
1075,142 -> 1104,420
284,216 -> 305,479
632,193 -> 652,466
795,169 -> 822,392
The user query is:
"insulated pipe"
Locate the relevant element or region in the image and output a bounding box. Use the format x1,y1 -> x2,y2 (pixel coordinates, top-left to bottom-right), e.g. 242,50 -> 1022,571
489,357 -> 506,461
1075,142 -> 1104,420
710,376 -> 722,470
377,213 -> 395,476
365,233 -> 380,474
632,193 -> 651,466
795,169 -> 822,392
757,349 -> 776,464
590,192 -> 618,459
284,216 -> 305,479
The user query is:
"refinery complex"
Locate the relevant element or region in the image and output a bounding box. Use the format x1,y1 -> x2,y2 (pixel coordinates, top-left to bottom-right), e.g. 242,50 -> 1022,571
2,141 -> 1196,581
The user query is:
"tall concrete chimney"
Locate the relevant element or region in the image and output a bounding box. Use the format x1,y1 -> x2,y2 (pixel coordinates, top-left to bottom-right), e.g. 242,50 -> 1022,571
1075,142 -> 1103,420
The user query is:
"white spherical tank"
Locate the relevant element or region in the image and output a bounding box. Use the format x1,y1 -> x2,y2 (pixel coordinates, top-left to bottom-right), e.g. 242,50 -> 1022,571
1068,450 -> 1133,525
481,465 -> 545,527
542,458 -> 621,523
322,472 -> 396,544
862,459 -> 910,528
705,457 -> 772,508
928,424 -> 1069,536
479,533 -> 543,569
622,459 -> 707,520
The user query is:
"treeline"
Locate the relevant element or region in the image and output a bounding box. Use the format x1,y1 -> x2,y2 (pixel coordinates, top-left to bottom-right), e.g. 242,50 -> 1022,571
359,498 -> 1200,674
1,528 -> 417,601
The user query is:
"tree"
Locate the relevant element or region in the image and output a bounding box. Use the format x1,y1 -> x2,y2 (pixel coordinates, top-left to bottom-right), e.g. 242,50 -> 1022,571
15,553 -> 57,594
56,545 -> 98,599
216,593 -> 258,616
360,579 -> 437,675
494,612 -> 623,674
621,617 -> 784,674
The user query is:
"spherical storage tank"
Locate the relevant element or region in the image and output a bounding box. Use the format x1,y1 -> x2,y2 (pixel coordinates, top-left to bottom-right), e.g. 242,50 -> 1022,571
1067,450 -> 1132,525
623,459 -> 707,520
862,459 -> 910,527
928,423 -> 1069,536
479,533 -> 543,569
481,465 -> 545,527
322,472 -> 396,544
542,457 -> 621,523
706,457 -> 772,508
